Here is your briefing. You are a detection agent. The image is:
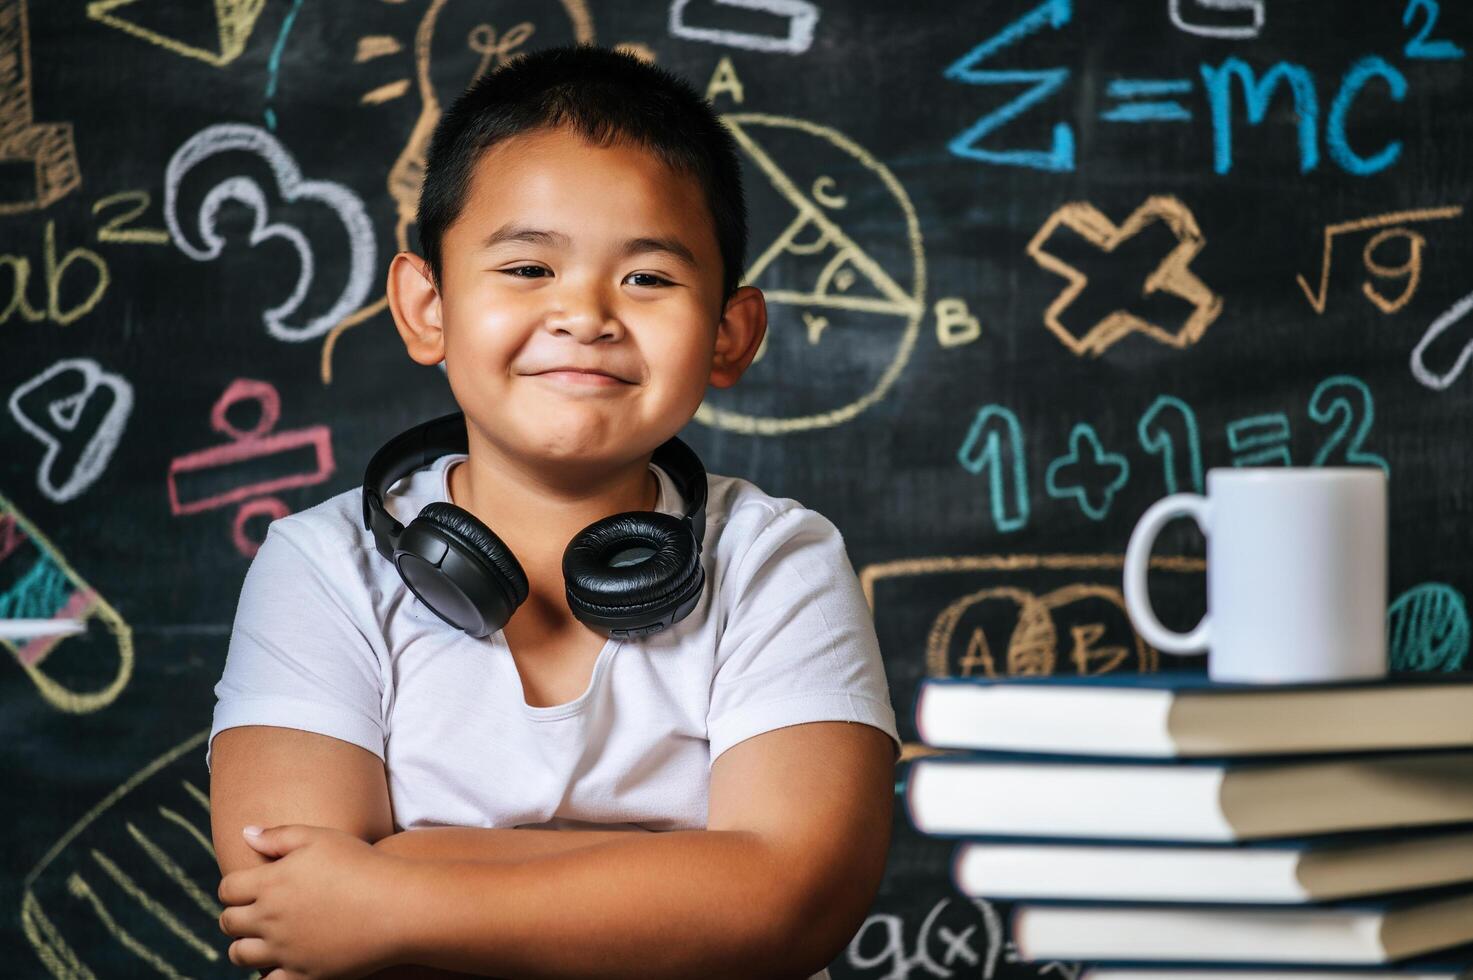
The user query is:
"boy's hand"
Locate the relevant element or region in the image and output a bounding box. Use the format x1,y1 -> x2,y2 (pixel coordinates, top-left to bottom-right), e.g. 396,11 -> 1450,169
218,824 -> 406,980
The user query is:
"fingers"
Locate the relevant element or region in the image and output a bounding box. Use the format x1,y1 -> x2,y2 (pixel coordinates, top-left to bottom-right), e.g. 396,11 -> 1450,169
219,904 -> 252,938
227,937 -> 275,970
219,868 -> 256,906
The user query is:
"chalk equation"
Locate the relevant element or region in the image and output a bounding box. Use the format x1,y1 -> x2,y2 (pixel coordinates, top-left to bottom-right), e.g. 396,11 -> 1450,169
959,375 -> 1388,530
848,891 -> 1081,979
943,0 -> 1462,175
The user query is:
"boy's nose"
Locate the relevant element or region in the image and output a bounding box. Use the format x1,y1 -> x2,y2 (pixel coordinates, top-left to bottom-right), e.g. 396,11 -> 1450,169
544,309 -> 623,342
543,286 -> 623,341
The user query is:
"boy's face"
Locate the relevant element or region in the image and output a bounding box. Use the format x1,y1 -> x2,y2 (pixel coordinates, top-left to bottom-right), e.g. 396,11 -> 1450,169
391,125 -> 762,472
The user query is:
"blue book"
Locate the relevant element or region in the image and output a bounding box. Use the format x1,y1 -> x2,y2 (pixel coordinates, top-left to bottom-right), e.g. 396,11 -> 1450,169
904,747 -> 1473,842
1008,881 -> 1473,966
951,823 -> 1473,903
913,670 -> 1473,758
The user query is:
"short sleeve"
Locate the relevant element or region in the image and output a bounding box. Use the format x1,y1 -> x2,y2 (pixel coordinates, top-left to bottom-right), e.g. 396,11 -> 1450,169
707,506 -> 901,767
205,518 -> 388,773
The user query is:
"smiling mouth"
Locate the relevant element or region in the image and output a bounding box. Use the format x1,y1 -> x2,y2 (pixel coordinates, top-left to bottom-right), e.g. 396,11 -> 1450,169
528,370 -> 632,386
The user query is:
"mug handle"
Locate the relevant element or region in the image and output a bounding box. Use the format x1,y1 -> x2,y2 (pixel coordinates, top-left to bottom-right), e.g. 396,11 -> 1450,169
1123,493 -> 1211,655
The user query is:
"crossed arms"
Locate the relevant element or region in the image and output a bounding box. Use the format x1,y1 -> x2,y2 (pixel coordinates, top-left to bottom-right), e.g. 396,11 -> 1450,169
209,720 -> 896,979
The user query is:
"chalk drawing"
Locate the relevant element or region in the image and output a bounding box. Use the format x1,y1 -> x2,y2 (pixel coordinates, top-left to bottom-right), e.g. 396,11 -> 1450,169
1326,56 -> 1407,175
86,0 -> 266,67
1411,288 -> 1473,391
943,0 -> 1073,171
1202,56 -> 1411,175
1045,423 -> 1130,522
163,123 -> 375,343
20,732 -> 226,977
262,0 -> 304,129
1308,375 -> 1389,473
1403,0 -> 1465,60
0,0 -> 81,214
848,895 -> 1006,979
0,492 -> 132,713
0,221 -> 108,326
1169,0 -> 1264,39
1295,206 -> 1461,314
1027,196 -> 1221,356
935,297 -> 982,347
669,0 -> 818,54
1388,583 -> 1469,672
92,191 -> 170,245
8,359 -> 133,503
1226,413 -> 1291,466
958,405 -> 1029,533
166,379 -> 334,557
1138,395 -> 1203,495
696,111 -> 925,434
1201,58 -> 1317,174
1101,77 -> 1193,123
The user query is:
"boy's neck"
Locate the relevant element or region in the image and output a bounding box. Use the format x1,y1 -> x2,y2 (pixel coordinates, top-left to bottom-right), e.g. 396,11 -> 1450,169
444,434 -> 661,589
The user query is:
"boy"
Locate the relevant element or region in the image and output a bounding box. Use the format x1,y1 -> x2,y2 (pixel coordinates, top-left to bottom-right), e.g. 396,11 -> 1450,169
208,44 -> 901,980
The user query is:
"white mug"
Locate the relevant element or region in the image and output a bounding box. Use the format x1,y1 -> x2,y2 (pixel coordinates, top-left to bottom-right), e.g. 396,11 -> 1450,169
1123,467 -> 1388,684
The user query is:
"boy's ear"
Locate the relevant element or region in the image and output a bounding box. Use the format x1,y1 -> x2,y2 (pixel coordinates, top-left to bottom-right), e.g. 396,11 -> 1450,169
708,286 -> 768,389
386,251 -> 445,366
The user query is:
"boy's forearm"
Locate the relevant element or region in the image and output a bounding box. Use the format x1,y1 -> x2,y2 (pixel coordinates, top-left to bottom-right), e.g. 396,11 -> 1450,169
358,829 -> 647,979
360,966 -> 500,980
385,829 -> 824,980
374,826 -> 645,864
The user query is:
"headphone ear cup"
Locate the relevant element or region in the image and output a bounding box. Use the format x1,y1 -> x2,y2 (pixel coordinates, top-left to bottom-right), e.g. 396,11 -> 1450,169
563,512 -> 703,636
398,502 -> 529,635
417,502 -> 530,603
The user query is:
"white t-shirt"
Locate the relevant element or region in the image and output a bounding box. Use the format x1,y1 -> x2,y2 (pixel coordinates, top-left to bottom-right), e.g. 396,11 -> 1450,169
207,452 -> 899,974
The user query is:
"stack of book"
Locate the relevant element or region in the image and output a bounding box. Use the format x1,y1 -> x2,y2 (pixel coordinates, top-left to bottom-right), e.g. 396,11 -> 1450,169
903,671 -> 1473,977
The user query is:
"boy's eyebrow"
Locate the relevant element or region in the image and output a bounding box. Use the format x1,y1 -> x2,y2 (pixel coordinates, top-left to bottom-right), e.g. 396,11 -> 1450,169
481,223 -> 699,269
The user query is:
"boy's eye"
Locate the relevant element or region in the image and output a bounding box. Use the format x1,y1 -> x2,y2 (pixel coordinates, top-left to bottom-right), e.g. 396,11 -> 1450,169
500,267 -> 670,287
626,273 -> 672,288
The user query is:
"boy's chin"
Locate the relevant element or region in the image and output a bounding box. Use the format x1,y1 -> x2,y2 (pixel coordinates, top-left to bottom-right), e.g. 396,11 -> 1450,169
493,427 -> 656,467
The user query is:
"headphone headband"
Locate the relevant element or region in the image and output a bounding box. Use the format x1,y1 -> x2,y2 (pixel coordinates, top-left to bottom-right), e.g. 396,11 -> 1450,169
362,411 -> 468,553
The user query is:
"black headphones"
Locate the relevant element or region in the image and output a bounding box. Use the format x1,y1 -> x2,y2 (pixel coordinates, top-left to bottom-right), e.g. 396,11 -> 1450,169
362,410 -> 708,640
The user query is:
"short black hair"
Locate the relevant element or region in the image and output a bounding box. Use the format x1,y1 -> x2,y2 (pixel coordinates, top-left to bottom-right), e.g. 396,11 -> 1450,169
417,44 -> 748,304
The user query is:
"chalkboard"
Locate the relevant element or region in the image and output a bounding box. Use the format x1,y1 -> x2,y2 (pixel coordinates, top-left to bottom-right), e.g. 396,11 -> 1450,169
4,0 -> 1470,976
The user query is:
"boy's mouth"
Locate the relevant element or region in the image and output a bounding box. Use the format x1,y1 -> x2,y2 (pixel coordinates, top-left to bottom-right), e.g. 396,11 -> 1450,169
522,364 -> 633,383
525,369 -> 633,387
